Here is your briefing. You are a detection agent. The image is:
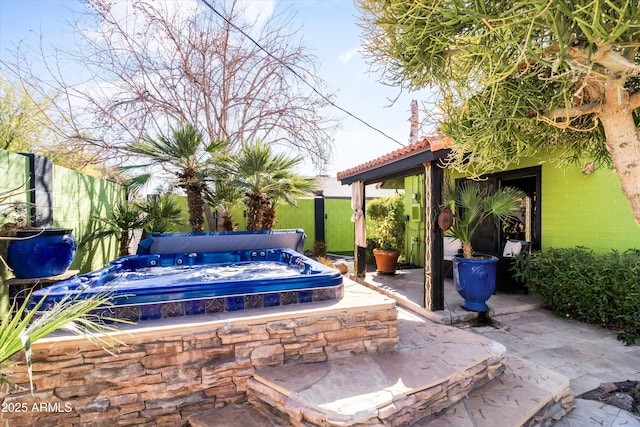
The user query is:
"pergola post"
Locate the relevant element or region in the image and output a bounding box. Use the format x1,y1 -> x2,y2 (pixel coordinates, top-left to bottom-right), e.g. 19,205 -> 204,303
423,162 -> 444,311
352,182 -> 367,278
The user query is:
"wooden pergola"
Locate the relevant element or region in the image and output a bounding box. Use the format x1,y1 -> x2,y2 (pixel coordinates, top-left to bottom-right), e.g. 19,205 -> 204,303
337,137 -> 451,311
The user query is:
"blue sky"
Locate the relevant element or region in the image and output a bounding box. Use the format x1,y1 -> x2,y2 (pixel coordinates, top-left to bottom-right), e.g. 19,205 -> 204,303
0,0 -> 437,177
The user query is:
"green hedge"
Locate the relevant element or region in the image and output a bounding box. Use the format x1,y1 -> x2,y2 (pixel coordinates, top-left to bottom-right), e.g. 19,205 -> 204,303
514,247 -> 640,344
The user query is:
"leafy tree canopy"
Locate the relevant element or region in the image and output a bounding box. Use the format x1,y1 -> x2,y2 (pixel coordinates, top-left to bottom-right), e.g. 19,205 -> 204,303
358,0 -> 640,221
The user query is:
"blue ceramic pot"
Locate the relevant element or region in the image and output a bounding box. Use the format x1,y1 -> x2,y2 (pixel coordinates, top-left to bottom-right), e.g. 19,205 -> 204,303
7,228 -> 77,279
453,255 -> 498,312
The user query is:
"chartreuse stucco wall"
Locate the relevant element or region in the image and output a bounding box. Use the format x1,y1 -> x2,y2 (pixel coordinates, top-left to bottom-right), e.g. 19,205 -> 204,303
403,175 -> 425,266
449,150 -> 640,253
52,164 -> 126,272
540,159 -> 640,251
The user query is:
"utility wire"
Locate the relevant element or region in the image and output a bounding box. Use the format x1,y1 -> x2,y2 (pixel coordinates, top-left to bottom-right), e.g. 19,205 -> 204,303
198,0 -> 405,147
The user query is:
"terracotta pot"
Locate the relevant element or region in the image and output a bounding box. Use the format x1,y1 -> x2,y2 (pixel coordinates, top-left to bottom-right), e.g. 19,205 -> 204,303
373,249 -> 400,275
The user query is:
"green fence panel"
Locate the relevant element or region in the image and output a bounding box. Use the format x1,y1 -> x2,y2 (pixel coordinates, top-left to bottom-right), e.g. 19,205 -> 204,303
0,150 -> 30,225
52,164 -> 126,272
324,198 -> 355,254
269,199 -> 316,252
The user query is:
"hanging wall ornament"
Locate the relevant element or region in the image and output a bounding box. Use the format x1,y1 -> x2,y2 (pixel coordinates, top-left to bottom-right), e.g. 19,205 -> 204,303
438,207 -> 453,231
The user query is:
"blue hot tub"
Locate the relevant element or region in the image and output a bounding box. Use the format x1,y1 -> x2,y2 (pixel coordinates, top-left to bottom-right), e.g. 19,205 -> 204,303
29,248 -> 343,322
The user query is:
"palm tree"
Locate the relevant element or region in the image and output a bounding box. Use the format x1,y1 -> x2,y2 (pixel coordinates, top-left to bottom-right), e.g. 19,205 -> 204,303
443,180 -> 525,259
203,181 -> 243,231
82,201 -> 149,257
228,141 -> 318,230
136,194 -> 185,234
126,122 -> 227,232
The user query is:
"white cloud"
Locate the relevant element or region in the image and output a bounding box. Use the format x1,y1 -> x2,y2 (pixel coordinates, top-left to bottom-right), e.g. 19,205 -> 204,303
338,47 -> 360,64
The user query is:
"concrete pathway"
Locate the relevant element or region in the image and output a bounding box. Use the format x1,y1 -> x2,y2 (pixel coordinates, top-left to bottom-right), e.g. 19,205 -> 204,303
464,309 -> 640,426
363,267 -> 640,426
360,267 -> 543,324
190,258 -> 640,426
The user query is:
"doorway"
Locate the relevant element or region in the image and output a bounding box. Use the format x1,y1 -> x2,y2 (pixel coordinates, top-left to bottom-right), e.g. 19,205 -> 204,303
462,166 -> 542,255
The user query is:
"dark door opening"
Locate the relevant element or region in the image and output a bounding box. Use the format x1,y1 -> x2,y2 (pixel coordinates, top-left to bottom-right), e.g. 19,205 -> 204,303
462,166 -> 542,255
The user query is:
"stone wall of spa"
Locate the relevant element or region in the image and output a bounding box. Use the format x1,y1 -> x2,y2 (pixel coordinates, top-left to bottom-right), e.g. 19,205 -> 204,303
0,306 -> 398,426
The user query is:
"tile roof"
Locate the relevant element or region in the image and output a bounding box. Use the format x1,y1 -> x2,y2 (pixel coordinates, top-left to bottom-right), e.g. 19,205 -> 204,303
336,134 -> 451,181
313,176 -> 399,199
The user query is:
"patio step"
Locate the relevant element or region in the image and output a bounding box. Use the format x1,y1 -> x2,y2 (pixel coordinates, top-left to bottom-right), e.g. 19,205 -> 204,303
414,356 -> 575,426
187,309 -> 574,426
188,403 -> 292,427
246,310 -> 507,426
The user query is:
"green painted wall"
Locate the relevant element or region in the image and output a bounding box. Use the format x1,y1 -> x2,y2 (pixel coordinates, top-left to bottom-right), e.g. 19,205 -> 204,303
540,160 -> 640,252
403,175 -> 425,265
228,197 -> 354,253
450,151 -> 640,253
0,151 -> 127,274
263,199 -> 316,252
0,150 -> 30,218
52,164 -> 126,272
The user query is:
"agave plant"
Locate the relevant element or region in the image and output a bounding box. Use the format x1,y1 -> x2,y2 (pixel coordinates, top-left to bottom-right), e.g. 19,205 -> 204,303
443,180 -> 525,259
0,290 -> 125,391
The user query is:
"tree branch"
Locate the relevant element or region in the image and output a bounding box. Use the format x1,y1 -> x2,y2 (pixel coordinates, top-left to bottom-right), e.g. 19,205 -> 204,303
546,101 -> 601,120
568,46 -> 640,75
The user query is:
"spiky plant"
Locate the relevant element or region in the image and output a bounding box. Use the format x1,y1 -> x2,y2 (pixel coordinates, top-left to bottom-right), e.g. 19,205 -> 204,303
443,180 -> 525,259
136,194 -> 185,234
82,201 -> 149,256
0,290 -> 125,391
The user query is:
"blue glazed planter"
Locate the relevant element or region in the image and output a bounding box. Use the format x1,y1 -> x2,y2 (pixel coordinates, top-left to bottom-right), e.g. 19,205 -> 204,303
7,228 -> 77,279
453,255 -> 498,312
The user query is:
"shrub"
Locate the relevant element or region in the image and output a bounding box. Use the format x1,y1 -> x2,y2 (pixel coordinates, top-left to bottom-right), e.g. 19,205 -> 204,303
513,247 -> 640,344
367,194 -> 405,251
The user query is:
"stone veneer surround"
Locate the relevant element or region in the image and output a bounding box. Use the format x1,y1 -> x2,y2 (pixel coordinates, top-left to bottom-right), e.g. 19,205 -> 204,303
0,282 -> 397,426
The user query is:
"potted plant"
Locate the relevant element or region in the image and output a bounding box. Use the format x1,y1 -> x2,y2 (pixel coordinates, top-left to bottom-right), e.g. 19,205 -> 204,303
442,180 -> 524,311
0,185 -> 77,280
367,193 -> 405,274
